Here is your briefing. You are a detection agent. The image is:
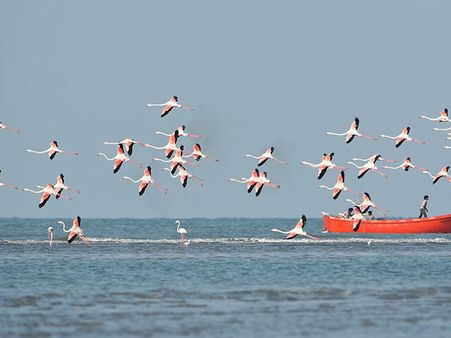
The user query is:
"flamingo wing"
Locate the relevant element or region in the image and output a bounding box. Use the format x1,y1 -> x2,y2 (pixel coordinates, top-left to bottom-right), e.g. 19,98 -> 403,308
255,183 -> 264,197
395,137 -> 406,148
258,157 -> 269,166
286,231 -> 298,240
138,181 -> 149,196
68,231 -> 78,243
318,166 -> 328,179
165,149 -> 174,158
181,175 -> 188,188
357,168 -> 369,179
49,150 -> 57,160
113,159 -> 124,173
352,218 -> 361,232
332,187 -> 342,200
247,181 -> 256,193
161,105 -> 174,118
39,192 -> 52,208
345,134 -> 355,144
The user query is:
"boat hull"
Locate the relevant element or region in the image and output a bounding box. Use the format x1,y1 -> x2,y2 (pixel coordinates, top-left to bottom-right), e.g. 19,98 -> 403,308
323,214 -> 451,234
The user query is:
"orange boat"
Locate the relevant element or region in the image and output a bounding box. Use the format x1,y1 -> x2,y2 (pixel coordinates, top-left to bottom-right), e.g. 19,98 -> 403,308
323,214 -> 451,234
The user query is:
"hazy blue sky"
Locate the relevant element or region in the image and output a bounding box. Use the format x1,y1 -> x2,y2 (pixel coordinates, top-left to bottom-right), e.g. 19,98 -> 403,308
0,0 -> 450,218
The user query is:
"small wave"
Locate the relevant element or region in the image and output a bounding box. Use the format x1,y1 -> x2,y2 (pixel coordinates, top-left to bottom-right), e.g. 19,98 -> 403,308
2,237 -> 450,245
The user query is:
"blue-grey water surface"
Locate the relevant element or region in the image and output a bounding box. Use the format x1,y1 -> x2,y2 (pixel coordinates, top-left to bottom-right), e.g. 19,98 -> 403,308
1,218 -> 450,338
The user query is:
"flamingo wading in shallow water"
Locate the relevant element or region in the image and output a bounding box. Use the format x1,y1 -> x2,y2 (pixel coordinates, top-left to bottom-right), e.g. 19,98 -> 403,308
326,117 -> 377,144
271,215 -> 319,240
175,220 -> 190,245
122,166 -> 168,195
301,152 -> 346,179
26,140 -> 79,160
379,127 -> 425,148
146,96 -> 193,118
244,147 -> 287,166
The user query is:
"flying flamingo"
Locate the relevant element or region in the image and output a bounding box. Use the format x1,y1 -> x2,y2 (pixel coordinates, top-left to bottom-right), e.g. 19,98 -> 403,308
245,146 -> 287,166
153,145 -> 199,174
0,171 -> 18,190
155,125 -> 201,139
380,127 -> 425,148
318,171 -> 360,200
175,220 -> 190,245
102,138 -> 144,156
253,171 -> 280,197
97,144 -> 142,173
383,157 -> 427,172
163,164 -> 203,188
346,192 -> 388,215
347,154 -> 393,179
48,227 -> 54,248
229,168 -> 260,193
122,166 -> 168,195
146,96 -> 193,118
301,152 -> 346,179
326,117 -> 377,143
350,206 -> 364,232
54,174 -> 80,199
142,130 -> 181,158
421,166 -> 451,184
271,215 -> 319,240
58,216 -> 90,245
23,183 -> 71,208
183,143 -> 219,162
26,140 -> 79,160
0,121 -> 20,133
420,108 -> 449,122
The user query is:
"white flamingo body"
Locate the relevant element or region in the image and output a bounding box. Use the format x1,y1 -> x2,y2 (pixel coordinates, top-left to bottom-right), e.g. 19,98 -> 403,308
326,117 -> 377,143
380,127 -> 425,148
122,166 -> 167,195
175,220 -> 189,244
146,96 -> 193,117
26,140 -> 79,160
420,108 -> 449,122
245,146 -> 287,166
301,153 -> 346,180
271,215 -> 319,240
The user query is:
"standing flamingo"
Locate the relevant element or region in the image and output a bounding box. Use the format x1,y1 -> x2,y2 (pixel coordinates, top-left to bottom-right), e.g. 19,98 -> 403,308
122,166 -> 167,195
97,144 -> 142,173
347,154 -> 392,179
318,171 -> 359,200
380,127 -> 425,148
245,146 -> 287,166
153,145 -> 199,174
174,220 -> 190,245
229,169 -> 260,193
58,216 -> 90,244
163,165 -> 203,188
346,192 -> 387,215
102,138 -> 144,156
26,140 -> 79,160
271,215 -> 319,240
383,157 -> 427,172
420,108 -> 449,122
183,143 -> 219,162
421,166 -> 451,184
0,122 -> 20,133
23,183 -> 71,208
155,125 -> 201,139
301,152 -> 346,179
146,96 -> 193,118
142,130 -> 181,158
48,227 -> 54,247
54,174 -> 80,199
326,117 -> 377,143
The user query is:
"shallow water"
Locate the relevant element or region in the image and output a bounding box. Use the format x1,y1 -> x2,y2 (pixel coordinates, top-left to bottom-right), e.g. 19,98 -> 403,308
1,218 -> 450,338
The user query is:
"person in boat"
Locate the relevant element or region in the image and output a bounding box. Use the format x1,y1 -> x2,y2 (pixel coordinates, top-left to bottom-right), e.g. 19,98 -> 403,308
418,195 -> 429,218
366,210 -> 375,220
342,207 -> 354,219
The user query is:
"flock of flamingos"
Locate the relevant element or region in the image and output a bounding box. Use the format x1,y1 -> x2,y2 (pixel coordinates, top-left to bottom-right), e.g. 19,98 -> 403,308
1,98 -> 450,244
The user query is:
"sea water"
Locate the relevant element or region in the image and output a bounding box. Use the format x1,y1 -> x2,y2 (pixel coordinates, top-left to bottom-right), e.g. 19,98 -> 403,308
1,218 -> 450,338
